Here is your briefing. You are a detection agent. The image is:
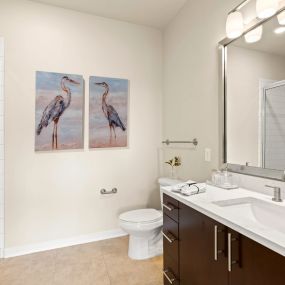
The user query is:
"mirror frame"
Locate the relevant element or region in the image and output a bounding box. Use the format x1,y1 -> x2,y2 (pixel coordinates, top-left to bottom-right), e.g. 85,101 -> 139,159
219,5 -> 285,181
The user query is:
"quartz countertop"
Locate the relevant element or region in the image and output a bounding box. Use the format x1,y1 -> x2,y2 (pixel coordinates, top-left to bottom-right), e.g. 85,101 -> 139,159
162,184 -> 285,257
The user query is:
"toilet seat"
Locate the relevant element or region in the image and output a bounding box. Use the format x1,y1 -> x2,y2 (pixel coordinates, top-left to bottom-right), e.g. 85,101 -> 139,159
119,209 -> 162,224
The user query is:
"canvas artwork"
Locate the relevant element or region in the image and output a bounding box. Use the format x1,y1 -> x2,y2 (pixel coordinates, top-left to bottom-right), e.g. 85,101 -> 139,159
35,71 -> 84,151
89,76 -> 129,148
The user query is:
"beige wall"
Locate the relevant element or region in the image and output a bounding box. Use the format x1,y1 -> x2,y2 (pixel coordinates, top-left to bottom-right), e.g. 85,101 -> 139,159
227,46 -> 285,167
162,0 -> 240,181
0,0 -> 162,248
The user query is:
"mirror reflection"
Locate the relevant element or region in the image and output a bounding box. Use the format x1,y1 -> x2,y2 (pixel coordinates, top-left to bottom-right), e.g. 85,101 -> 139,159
226,15 -> 285,171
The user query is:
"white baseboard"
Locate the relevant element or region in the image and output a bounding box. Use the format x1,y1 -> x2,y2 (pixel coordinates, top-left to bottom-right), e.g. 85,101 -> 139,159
4,228 -> 127,258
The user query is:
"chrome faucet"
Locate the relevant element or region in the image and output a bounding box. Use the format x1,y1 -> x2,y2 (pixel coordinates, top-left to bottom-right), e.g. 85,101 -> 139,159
265,185 -> 283,202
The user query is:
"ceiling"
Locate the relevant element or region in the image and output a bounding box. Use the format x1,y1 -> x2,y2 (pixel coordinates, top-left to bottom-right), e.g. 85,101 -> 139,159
30,0 -> 188,29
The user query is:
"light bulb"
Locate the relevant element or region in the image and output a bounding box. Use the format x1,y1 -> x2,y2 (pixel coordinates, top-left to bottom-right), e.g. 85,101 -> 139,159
256,0 -> 279,19
245,26 -> 263,43
226,11 -> 244,39
277,11 -> 285,25
274,26 -> 285,34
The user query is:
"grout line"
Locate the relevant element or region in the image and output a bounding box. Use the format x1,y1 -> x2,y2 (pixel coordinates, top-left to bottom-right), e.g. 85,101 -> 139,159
102,246 -> 112,285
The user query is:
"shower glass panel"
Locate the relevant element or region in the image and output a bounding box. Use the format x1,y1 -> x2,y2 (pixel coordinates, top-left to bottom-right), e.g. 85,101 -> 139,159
263,81 -> 285,170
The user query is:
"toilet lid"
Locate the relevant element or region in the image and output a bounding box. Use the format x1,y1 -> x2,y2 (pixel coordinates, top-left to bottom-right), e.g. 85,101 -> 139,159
119,209 -> 162,223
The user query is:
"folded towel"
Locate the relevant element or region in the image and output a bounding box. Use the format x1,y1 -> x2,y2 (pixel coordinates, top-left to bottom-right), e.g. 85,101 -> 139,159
170,180 -> 206,196
180,183 -> 206,196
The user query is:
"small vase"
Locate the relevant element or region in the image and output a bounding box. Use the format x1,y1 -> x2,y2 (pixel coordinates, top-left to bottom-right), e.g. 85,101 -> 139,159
171,167 -> 178,179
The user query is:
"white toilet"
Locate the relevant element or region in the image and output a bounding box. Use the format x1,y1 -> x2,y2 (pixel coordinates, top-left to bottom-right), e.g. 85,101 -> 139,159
119,178 -> 181,260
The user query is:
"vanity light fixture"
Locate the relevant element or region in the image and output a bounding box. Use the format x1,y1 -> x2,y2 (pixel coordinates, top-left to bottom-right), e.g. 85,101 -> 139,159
277,11 -> 285,25
256,0 -> 279,19
245,26 -> 263,43
225,0 -> 252,39
274,26 -> 285,34
226,11 -> 244,39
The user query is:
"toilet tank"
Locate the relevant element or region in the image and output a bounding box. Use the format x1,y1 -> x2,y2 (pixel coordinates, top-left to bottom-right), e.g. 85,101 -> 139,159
158,177 -> 182,210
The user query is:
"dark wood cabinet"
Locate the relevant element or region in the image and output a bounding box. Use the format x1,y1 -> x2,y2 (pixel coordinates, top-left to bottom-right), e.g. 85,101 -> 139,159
163,194 -> 180,285
228,228 -> 285,285
179,203 -> 228,285
163,193 -> 285,285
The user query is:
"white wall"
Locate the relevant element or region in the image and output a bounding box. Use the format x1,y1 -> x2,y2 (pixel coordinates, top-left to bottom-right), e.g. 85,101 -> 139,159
0,0 -> 162,249
0,38 -> 4,257
227,46 -> 285,167
162,0 -> 240,181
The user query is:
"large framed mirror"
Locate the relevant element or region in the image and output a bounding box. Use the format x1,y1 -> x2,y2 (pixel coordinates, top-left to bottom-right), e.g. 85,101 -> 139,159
220,7 -> 285,181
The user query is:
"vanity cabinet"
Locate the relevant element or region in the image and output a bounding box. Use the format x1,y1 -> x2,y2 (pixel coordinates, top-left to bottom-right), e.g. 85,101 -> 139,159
162,194 -> 180,285
162,193 -> 285,285
179,202 -> 228,285
228,229 -> 285,285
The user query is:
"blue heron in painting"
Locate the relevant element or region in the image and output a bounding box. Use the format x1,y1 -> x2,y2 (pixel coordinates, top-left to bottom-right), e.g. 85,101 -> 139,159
36,76 -> 80,149
95,82 -> 126,141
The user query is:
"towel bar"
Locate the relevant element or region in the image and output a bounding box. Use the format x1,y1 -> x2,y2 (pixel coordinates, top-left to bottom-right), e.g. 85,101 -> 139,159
162,138 -> 198,146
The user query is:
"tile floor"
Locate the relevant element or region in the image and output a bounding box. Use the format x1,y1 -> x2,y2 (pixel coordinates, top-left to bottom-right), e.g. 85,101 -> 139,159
0,236 -> 163,285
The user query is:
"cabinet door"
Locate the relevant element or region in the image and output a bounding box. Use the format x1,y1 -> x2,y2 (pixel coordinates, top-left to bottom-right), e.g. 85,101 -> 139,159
179,203 -> 228,285
228,229 -> 285,285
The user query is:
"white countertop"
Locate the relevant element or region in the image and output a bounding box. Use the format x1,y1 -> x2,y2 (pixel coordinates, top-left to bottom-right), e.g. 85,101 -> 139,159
162,184 -> 285,257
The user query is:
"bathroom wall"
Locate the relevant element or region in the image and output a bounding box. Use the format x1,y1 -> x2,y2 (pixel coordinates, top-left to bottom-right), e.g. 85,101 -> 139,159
0,0 -> 162,252
0,38 -> 4,257
162,0 -> 240,181
163,0 -> 285,194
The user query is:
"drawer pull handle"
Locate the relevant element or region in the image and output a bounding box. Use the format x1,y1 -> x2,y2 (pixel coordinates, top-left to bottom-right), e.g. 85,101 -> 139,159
214,225 -> 223,261
162,231 -> 177,243
163,203 -> 175,212
163,269 -> 176,284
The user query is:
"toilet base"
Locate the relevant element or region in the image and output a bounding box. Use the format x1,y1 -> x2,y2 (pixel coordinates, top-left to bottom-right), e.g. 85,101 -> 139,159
128,229 -> 163,260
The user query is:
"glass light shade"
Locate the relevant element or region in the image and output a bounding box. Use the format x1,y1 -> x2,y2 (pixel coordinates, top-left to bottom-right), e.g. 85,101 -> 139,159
244,26 -> 263,43
226,11 -> 244,39
256,0 -> 279,19
277,11 -> 285,25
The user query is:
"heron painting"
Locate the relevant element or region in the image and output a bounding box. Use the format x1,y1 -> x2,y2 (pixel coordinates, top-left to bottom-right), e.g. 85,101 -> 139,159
35,71 -> 84,151
89,76 -> 128,148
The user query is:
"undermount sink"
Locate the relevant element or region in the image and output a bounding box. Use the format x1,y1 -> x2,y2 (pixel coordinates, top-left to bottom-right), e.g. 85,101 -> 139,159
213,197 -> 285,234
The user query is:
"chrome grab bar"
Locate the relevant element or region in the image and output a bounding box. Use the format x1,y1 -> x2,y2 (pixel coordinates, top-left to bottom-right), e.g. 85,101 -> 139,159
163,269 -> 176,284
163,203 -> 175,212
162,231 -> 177,244
100,188 -> 118,195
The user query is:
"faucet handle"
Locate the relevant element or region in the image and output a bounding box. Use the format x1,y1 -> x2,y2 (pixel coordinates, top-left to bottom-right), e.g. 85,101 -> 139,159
265,185 -> 283,202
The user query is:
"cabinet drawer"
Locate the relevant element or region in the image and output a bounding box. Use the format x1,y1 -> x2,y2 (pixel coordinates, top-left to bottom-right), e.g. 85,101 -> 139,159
163,213 -> 179,262
163,194 -> 179,222
163,253 -> 179,285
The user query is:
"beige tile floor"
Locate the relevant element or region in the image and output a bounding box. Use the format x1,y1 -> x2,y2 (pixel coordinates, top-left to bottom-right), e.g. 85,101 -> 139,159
0,236 -> 163,285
